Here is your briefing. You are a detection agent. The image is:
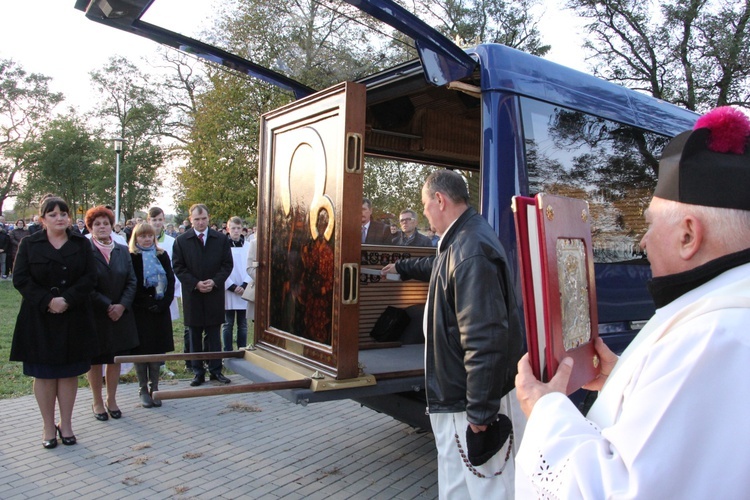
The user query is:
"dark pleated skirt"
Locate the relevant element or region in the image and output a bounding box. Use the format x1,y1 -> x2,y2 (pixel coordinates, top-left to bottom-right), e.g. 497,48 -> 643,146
23,360 -> 91,379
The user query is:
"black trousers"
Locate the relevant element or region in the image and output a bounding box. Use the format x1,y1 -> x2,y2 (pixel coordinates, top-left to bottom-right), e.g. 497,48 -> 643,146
188,325 -> 222,377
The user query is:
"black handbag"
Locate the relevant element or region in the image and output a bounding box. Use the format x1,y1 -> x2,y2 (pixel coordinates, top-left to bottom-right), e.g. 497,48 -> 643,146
370,306 -> 410,342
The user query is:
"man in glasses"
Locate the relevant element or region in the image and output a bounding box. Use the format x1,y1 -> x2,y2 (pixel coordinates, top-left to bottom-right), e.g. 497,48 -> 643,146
392,209 -> 432,247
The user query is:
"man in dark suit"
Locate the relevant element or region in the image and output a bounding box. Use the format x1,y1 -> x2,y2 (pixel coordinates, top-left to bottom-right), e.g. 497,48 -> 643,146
362,198 -> 391,245
173,204 -> 234,386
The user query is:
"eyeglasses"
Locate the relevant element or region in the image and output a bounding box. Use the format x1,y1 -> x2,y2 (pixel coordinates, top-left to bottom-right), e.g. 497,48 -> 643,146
399,218 -> 414,223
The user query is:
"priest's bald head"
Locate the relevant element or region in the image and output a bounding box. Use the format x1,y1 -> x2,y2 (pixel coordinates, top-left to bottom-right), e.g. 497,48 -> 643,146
641,107 -> 750,278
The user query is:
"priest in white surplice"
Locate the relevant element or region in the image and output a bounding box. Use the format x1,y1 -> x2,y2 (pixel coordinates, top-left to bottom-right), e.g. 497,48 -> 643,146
515,106 -> 750,499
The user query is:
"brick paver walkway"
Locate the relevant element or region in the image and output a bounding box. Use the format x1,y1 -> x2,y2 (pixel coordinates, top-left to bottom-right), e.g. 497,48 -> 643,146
0,375 -> 437,499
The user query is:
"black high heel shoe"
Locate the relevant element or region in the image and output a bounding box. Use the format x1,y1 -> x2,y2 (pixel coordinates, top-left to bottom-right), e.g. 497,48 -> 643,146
56,425 -> 77,445
42,436 -> 58,449
105,403 -> 122,419
92,404 -> 108,421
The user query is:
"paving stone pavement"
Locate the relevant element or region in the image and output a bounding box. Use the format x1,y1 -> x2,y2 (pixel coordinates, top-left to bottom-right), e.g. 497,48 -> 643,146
0,375 -> 438,499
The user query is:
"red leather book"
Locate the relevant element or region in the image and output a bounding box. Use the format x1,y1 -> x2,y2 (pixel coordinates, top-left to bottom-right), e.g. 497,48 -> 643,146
512,194 -> 600,394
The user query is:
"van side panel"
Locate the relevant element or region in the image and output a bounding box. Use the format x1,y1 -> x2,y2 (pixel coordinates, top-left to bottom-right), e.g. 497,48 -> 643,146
479,90 -> 528,331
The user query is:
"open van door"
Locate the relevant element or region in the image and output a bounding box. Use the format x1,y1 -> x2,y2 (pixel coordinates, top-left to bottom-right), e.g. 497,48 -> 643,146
254,82 -> 366,380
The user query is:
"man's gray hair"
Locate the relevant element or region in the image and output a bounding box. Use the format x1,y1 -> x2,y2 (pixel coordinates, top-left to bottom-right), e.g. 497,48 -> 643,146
424,170 -> 469,204
658,198 -> 750,252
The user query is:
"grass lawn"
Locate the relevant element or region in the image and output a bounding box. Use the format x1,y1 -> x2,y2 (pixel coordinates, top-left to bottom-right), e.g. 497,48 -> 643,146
0,278 -> 245,399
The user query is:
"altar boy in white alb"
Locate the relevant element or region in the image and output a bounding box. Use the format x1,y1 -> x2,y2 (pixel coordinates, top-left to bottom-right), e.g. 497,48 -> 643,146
514,106 -> 750,499
222,216 -> 251,351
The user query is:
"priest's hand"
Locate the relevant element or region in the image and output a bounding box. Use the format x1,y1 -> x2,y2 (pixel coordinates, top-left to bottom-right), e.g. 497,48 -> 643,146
515,354 -> 573,418
581,338 -> 618,391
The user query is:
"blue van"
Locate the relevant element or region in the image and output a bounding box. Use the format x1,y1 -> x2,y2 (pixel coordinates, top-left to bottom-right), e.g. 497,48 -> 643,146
77,0 -> 697,429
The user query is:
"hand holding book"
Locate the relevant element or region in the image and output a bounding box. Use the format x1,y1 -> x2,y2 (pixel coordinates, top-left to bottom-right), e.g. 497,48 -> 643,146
512,194 -> 601,394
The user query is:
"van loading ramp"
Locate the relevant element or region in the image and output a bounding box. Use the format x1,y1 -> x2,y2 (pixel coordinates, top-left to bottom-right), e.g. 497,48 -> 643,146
225,344 -> 426,406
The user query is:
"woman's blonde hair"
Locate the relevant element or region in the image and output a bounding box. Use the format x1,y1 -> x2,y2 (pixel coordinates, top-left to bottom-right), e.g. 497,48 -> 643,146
129,222 -> 164,254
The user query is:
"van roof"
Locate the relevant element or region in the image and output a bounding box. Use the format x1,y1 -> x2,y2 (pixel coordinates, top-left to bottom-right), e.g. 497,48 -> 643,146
361,44 -> 697,137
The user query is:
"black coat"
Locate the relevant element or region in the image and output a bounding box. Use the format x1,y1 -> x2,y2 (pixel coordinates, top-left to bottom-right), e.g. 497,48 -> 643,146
9,227 -> 29,258
395,208 -> 524,426
10,229 -> 99,364
0,229 -> 9,254
173,228 -> 233,327
131,251 -> 175,355
364,219 -> 392,245
392,229 -> 434,247
90,242 -> 139,356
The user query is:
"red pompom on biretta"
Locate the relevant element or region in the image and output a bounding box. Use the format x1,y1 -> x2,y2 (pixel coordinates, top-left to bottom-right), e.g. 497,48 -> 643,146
655,106 -> 750,211
693,106 -> 750,155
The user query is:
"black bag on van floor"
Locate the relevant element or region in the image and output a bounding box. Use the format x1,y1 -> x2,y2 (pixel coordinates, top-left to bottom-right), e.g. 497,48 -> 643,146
370,306 -> 411,342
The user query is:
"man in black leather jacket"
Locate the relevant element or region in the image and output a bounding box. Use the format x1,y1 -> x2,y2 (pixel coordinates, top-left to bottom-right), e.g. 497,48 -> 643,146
382,170 -> 523,498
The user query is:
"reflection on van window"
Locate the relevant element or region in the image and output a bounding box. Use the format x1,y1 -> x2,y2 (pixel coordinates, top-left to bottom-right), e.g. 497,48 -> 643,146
521,98 -> 670,263
362,158 -> 478,247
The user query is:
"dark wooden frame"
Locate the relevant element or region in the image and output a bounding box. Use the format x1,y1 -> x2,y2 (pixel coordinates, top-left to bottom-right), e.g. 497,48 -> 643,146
255,82 -> 366,380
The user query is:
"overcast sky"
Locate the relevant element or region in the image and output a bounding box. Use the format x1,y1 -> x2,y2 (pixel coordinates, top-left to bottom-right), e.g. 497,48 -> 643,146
0,0 -> 587,213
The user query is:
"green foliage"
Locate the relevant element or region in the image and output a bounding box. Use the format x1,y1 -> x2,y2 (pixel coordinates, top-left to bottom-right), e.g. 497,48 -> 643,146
364,159 -> 439,227
217,0 -> 400,89
567,0 -> 750,111
19,114 -> 106,214
363,160 -> 480,231
0,59 -> 63,214
412,0 -> 551,55
178,72 -> 288,221
0,279 -> 31,398
89,56 -> 168,220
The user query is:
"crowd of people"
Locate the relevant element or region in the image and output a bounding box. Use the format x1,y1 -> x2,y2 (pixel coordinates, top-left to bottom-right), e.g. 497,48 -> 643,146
7,199 -> 257,450
6,105 -> 750,499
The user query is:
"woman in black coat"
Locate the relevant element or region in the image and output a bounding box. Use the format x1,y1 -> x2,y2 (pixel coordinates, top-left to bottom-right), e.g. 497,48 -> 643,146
9,218 -> 29,274
0,224 -> 10,278
129,222 -> 175,408
11,196 -> 98,449
85,206 -> 139,421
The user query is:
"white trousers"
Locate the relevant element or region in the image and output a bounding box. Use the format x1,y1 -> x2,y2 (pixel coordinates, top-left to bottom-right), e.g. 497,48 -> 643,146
429,391 -> 522,500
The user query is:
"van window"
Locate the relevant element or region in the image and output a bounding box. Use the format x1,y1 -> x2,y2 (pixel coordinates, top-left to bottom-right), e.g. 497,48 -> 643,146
362,157 -> 479,246
520,97 -> 670,263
